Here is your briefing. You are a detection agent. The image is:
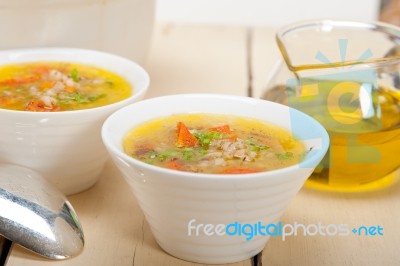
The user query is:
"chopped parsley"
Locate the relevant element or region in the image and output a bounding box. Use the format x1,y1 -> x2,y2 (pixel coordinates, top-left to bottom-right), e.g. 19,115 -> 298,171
275,152 -> 294,160
70,69 -> 79,82
58,93 -> 105,104
194,131 -> 227,147
245,139 -> 269,152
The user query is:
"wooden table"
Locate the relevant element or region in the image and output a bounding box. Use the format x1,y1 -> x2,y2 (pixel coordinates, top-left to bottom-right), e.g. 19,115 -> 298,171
8,23 -> 400,266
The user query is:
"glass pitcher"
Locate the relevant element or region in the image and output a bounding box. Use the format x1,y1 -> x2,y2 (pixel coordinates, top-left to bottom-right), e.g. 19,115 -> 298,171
264,20 -> 400,192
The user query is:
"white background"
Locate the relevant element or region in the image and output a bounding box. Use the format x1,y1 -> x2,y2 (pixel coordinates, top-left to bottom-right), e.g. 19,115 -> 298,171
156,0 -> 381,26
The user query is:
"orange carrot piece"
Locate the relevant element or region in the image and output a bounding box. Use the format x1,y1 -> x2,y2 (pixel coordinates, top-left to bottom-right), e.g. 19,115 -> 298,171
32,66 -> 50,74
40,81 -> 55,90
222,167 -> 263,174
64,86 -> 76,93
0,76 -> 39,86
165,159 -> 182,171
208,124 -> 231,134
176,122 -> 197,147
25,99 -> 60,112
229,134 -> 238,142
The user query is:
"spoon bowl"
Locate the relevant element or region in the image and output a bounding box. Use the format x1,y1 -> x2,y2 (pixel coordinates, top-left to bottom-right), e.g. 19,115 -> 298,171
0,164 -> 84,264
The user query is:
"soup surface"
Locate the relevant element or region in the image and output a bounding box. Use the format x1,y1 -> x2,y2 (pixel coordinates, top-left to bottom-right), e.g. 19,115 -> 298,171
0,62 -> 132,111
124,113 -> 306,174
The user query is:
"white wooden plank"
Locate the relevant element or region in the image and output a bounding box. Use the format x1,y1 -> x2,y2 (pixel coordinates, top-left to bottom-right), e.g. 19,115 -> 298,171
262,182 -> 400,265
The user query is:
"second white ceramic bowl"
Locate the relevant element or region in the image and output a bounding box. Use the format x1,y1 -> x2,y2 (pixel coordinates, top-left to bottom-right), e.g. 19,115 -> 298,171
0,48 -> 149,195
102,94 -> 329,264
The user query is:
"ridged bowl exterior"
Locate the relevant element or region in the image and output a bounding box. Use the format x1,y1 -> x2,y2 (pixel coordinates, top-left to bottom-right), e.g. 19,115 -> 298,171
0,48 -> 149,195
102,94 -> 329,264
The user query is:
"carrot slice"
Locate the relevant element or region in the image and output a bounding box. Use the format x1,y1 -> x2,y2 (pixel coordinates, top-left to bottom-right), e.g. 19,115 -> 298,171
176,122 -> 197,147
0,76 -> 39,86
165,159 -> 183,171
229,134 -> 238,142
32,66 -> 50,74
64,86 -> 76,93
208,124 -> 231,134
40,81 -> 55,90
25,99 -> 60,112
222,167 -> 263,174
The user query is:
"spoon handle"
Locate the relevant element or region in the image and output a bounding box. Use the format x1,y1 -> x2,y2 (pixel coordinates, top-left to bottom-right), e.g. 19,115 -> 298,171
0,236 -> 13,266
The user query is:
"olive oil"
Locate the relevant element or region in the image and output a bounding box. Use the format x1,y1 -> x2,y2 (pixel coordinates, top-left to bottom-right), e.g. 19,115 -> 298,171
272,19 -> 400,192
308,127 -> 400,192
265,80 -> 400,192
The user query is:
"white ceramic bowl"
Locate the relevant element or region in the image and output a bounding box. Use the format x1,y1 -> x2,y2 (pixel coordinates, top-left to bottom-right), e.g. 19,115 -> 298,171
0,48 -> 149,195
101,94 -> 329,264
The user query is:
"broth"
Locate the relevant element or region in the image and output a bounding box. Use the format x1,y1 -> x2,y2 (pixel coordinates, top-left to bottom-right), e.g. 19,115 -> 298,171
0,61 -> 132,111
123,113 -> 306,174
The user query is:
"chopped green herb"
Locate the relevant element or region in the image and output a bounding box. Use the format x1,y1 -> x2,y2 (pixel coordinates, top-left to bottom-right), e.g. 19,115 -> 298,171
200,148 -> 208,155
194,131 -> 227,147
58,93 -> 105,104
245,139 -> 269,152
143,146 -> 211,163
182,148 -> 194,160
251,144 -> 269,152
275,152 -> 294,160
158,149 -> 180,161
71,69 -> 79,82
71,93 -> 85,102
88,94 -> 106,102
106,81 -> 114,87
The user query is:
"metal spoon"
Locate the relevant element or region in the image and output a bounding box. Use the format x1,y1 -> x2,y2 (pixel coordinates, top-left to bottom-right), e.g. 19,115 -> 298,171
0,164 -> 84,265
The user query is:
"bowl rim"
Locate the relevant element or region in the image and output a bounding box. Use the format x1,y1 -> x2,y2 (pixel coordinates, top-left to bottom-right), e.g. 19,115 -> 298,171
102,93 -> 330,180
0,47 -> 150,115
